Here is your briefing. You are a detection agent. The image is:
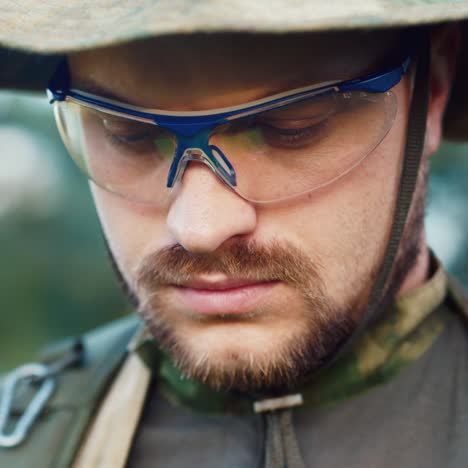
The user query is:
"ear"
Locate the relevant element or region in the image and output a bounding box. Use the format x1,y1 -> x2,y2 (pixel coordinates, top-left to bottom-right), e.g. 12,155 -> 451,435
424,24 -> 461,157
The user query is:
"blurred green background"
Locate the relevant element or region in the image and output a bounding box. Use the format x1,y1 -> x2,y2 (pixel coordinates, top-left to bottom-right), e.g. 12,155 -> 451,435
0,91 -> 128,372
0,91 -> 467,373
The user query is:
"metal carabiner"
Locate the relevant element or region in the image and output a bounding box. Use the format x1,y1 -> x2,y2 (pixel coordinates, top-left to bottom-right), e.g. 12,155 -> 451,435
0,341 -> 84,449
0,363 -> 56,448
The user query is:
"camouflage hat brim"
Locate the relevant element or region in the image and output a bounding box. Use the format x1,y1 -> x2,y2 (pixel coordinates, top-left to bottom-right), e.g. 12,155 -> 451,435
1,0 -> 468,139
2,0 -> 468,53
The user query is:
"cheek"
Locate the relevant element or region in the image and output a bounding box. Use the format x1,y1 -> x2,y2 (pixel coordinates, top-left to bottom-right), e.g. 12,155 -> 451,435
90,184 -> 172,276
255,88 -> 409,302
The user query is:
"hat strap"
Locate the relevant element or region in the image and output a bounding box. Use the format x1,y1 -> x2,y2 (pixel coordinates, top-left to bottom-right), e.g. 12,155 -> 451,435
327,30 -> 431,362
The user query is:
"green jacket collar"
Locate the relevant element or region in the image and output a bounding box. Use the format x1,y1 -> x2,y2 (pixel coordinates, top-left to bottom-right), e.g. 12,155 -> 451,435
131,263 -> 449,414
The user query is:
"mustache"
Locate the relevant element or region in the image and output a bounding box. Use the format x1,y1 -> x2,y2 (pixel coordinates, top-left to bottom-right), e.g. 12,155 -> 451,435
136,240 -> 323,290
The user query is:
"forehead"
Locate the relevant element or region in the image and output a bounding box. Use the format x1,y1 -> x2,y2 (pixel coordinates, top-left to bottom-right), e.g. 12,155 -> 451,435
69,30 -> 406,109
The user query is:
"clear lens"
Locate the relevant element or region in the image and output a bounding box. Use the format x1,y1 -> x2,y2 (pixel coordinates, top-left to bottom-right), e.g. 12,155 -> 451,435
209,91 -> 397,203
54,90 -> 396,204
54,100 -> 176,203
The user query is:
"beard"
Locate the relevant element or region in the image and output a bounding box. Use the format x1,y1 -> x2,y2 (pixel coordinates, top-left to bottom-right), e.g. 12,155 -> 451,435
104,166 -> 427,395
132,240 -> 357,394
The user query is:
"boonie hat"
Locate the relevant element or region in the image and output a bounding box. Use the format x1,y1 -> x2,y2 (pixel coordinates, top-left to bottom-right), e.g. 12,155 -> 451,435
1,1 -> 468,140
1,1 -> 468,139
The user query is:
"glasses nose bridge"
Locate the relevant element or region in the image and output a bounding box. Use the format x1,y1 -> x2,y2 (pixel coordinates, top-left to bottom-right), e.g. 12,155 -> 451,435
166,126 -> 237,189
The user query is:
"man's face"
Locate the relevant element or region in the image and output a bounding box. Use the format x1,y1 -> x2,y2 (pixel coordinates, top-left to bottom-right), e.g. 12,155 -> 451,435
69,31 -> 420,393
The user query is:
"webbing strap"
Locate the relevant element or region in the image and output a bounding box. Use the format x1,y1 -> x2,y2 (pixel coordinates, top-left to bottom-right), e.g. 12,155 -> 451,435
264,410 -> 306,468
72,354 -> 151,468
332,32 -> 431,358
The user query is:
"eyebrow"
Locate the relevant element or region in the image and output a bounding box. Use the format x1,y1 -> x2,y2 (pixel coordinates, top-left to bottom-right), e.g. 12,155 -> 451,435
71,79 -> 135,104
69,47 -> 402,113
70,77 -> 322,112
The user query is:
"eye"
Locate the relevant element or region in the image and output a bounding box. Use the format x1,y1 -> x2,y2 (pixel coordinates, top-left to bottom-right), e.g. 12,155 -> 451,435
102,118 -> 154,146
256,118 -> 329,149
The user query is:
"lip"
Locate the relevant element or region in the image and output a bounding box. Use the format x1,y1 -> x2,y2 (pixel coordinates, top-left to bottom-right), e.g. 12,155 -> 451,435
170,278 -> 280,316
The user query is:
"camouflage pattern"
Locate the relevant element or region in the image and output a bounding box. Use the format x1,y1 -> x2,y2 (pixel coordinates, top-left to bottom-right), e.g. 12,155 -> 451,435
1,0 -> 468,53
133,263 -> 449,413
301,265 -> 448,407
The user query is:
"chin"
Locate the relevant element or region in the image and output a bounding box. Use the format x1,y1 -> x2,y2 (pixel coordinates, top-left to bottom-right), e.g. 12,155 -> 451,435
141,310 -> 356,394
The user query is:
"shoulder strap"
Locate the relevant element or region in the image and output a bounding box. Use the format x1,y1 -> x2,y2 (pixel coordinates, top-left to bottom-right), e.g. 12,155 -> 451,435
446,275 -> 468,321
72,353 -> 151,468
0,314 -> 140,468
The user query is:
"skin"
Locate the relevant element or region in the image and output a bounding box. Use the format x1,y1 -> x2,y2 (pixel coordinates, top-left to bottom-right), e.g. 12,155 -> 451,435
68,27 -> 458,392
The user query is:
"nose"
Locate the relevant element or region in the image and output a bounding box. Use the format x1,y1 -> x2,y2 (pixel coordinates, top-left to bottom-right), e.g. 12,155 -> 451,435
166,161 -> 257,253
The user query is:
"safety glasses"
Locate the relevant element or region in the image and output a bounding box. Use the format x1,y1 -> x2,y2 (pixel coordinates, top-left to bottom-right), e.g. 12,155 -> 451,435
47,56 -> 410,204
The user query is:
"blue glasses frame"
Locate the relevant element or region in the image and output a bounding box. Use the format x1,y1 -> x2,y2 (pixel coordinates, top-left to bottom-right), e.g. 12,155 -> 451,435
47,56 -> 411,191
